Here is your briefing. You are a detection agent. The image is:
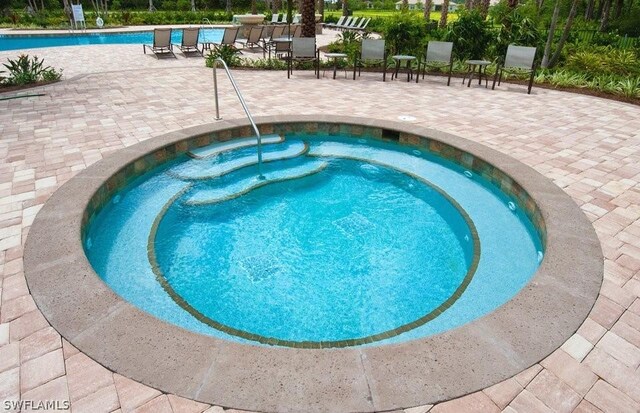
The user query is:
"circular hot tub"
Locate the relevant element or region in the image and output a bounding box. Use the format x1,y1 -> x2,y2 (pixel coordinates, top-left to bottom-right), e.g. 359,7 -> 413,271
24,116 -> 602,412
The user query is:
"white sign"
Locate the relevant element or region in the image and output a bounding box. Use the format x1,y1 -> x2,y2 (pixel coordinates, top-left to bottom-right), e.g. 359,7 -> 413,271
72,5 -> 85,22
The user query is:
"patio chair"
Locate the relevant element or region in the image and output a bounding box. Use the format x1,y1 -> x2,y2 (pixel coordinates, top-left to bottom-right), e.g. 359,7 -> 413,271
492,44 -> 537,94
353,38 -> 387,81
270,14 -> 280,24
324,16 -> 346,29
236,26 -> 266,56
279,14 -> 288,24
292,14 -> 301,24
204,26 -> 239,51
175,27 -> 203,57
417,41 -> 453,86
287,37 -> 320,79
143,28 -> 176,58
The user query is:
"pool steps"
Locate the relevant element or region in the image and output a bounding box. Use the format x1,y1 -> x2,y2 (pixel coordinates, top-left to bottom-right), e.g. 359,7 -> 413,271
188,134 -> 283,159
183,160 -> 328,205
168,140 -> 307,180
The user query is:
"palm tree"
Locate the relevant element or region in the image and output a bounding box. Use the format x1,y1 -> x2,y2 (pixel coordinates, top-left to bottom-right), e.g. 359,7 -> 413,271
190,0 -> 196,12
148,0 -> 156,12
301,0 -> 315,37
423,0 -> 432,20
439,0 -> 449,28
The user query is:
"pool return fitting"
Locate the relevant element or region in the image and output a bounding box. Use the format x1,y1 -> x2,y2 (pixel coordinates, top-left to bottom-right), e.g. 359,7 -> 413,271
212,58 -> 265,179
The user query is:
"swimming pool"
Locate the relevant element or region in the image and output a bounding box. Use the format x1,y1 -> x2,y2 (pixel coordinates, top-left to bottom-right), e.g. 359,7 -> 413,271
84,133 -> 543,347
0,28 -> 223,51
25,117 -> 602,412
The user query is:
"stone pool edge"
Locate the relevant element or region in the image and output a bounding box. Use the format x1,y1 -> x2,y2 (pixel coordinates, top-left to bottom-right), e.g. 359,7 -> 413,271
23,115 -> 603,413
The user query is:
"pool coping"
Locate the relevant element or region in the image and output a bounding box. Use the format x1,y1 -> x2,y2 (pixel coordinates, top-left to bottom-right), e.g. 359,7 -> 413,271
24,115 -> 603,413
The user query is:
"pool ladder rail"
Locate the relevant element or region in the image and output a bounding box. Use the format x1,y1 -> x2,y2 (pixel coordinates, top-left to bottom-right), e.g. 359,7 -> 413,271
211,58 -> 265,180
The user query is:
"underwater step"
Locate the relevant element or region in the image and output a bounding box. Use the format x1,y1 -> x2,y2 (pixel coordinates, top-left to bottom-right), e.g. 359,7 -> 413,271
183,159 -> 328,205
169,141 -> 309,181
188,134 -> 284,159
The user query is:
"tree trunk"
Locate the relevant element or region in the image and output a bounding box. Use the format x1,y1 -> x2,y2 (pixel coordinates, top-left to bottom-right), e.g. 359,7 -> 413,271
424,0 -> 432,19
613,0 -> 623,18
148,0 -> 156,12
584,0 -> 594,18
479,0 -> 490,17
599,0 -> 611,30
439,0 -> 449,27
191,0 -> 196,12
464,0 -> 472,8
547,0 -> 579,67
251,0 -> 257,13
596,0 -> 605,19
301,0 -> 315,36
541,0 -> 560,68
226,0 -> 232,13
342,0 -> 347,15
507,0 -> 518,8
317,0 -> 324,19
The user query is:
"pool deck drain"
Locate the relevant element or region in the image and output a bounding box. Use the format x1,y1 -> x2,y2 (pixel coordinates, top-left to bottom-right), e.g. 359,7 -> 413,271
0,42 -> 637,413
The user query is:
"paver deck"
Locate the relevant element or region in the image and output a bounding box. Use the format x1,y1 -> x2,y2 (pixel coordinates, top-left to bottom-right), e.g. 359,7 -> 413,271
1,30 -> 640,413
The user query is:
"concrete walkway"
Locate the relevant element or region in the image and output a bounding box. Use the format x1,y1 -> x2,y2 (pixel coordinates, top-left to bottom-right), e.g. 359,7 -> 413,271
1,31 -> 640,413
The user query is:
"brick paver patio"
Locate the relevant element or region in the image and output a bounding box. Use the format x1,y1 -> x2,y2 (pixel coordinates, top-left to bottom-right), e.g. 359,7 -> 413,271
1,30 -> 639,413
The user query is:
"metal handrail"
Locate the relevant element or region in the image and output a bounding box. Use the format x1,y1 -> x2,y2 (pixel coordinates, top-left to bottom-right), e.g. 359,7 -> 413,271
212,57 -> 264,179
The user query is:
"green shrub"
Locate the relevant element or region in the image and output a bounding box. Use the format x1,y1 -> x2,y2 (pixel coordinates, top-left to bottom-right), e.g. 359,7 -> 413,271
382,10 -> 428,55
205,45 -> 241,67
493,9 -> 541,62
2,54 -> 62,86
443,9 -> 494,60
565,46 -> 640,77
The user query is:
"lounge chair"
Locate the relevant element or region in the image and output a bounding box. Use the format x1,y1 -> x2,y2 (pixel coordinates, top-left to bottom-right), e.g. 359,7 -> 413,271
204,26 -> 239,51
324,16 -> 346,29
293,25 -> 302,37
287,37 -> 320,79
337,16 -> 353,31
354,18 -> 370,32
292,14 -> 301,24
492,44 -> 537,94
236,26 -> 265,56
344,17 -> 361,31
175,27 -> 203,56
270,14 -> 280,24
263,25 -> 286,58
417,41 -> 453,85
353,38 -> 387,81
143,28 -> 176,58
278,14 -> 288,24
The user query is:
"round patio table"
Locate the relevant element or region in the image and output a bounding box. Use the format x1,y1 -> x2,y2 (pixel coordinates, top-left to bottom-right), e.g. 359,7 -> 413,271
463,59 -> 491,88
324,53 -> 348,79
391,55 -> 417,83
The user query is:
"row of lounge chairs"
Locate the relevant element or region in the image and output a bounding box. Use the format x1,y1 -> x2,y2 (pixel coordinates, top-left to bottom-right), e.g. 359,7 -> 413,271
143,25 -> 303,59
323,16 -> 371,32
269,14 -> 301,24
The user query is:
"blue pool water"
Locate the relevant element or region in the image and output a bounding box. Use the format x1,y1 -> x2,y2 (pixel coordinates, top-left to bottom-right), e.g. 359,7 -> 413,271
0,29 -> 223,52
85,134 -> 543,347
